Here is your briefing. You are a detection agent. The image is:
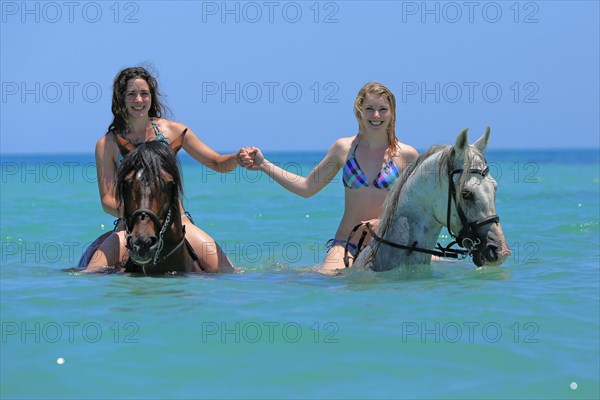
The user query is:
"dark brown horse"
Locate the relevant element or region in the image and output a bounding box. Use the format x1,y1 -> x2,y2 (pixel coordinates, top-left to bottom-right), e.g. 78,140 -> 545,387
79,131 -> 203,274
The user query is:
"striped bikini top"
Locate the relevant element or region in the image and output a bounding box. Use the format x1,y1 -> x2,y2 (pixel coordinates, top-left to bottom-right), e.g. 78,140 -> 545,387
342,137 -> 400,191
117,119 -> 170,165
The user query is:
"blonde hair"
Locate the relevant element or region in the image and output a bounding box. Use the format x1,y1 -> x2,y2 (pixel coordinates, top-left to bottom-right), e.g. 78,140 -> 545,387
353,82 -> 399,158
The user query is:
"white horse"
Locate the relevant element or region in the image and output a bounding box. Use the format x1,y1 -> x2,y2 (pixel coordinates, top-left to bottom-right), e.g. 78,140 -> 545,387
353,127 -> 511,271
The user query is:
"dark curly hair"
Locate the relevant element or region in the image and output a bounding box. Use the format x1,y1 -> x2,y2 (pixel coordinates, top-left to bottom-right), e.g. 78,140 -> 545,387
108,66 -> 170,134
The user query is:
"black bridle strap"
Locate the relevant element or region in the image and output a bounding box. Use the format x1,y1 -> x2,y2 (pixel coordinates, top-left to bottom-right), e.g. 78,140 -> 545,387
125,207 -> 178,267
447,167 -> 499,246
126,208 -> 164,234
133,224 -> 201,270
344,222 -> 470,267
447,168 -> 487,239
184,237 -> 204,273
347,164 -> 502,267
470,215 -> 500,229
343,223 -> 369,268
364,223 -> 469,259
152,226 -> 187,266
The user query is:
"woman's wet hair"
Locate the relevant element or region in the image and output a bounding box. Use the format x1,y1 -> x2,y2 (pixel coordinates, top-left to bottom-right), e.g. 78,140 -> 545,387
108,66 -> 170,134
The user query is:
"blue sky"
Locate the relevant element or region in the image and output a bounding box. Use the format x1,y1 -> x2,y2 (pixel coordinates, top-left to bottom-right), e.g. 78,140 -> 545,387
1,0 -> 599,154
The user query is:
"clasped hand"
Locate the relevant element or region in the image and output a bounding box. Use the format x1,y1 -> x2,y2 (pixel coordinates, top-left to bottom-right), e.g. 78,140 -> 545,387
237,146 -> 264,170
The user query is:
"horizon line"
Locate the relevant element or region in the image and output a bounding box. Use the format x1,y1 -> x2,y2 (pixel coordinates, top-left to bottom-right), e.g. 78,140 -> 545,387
1,147 -> 600,157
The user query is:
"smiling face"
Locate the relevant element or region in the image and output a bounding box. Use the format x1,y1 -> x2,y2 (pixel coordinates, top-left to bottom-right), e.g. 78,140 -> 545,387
361,93 -> 391,134
124,78 -> 152,119
353,83 -> 397,148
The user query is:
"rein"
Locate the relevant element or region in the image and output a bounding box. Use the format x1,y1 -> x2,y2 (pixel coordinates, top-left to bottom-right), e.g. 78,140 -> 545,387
344,165 -> 499,268
343,222 -> 469,268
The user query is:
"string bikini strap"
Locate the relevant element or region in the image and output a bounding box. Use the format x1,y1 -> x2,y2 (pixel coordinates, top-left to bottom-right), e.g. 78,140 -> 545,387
351,135 -> 362,157
150,118 -> 170,144
150,118 -> 161,138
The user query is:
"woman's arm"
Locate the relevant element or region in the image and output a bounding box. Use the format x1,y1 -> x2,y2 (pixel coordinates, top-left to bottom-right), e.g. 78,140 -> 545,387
95,134 -> 120,217
174,123 -> 240,173
243,140 -> 346,198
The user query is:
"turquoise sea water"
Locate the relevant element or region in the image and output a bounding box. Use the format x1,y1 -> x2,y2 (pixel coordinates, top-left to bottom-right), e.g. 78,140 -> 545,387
1,149 -> 599,399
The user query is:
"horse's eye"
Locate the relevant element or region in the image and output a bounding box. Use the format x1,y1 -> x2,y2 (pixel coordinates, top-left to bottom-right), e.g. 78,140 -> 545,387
462,190 -> 474,200
164,181 -> 176,195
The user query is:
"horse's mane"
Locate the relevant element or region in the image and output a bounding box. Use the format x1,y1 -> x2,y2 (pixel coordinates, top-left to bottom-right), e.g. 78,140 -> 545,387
377,142 -> 486,239
116,141 -> 183,208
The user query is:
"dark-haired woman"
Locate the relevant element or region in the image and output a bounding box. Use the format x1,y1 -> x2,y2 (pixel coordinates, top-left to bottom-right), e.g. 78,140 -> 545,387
84,67 -> 239,273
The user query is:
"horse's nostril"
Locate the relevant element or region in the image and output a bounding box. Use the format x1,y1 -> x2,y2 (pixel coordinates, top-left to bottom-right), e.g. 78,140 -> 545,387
128,235 -> 157,251
485,245 -> 498,262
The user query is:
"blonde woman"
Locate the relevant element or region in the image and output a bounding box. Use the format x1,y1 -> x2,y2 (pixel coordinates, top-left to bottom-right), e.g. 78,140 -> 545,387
240,82 -> 418,272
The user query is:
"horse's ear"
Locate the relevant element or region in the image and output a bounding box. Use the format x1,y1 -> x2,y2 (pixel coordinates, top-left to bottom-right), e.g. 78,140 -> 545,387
453,128 -> 469,161
169,128 -> 187,154
113,132 -> 135,156
473,126 -> 491,153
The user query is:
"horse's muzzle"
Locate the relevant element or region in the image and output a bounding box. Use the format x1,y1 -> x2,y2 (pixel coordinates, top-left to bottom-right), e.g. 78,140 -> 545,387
473,228 -> 511,267
126,234 -> 158,265
473,244 -> 499,267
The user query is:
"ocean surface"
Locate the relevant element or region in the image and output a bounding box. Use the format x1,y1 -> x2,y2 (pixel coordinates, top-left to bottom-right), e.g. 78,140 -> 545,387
1,149 -> 599,399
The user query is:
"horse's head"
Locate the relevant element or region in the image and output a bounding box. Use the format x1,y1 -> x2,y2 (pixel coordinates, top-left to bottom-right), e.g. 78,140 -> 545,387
114,131 -> 185,267
443,127 -> 511,267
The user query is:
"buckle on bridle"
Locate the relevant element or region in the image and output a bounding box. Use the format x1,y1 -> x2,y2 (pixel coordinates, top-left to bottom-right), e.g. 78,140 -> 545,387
460,236 -> 481,255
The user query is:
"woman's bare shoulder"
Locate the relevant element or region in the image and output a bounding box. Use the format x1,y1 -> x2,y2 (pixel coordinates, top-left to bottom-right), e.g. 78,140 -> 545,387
95,132 -> 120,169
96,131 -> 117,150
328,135 -> 357,161
155,118 -> 188,139
331,135 -> 358,151
158,118 -> 185,129
397,142 -> 419,160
